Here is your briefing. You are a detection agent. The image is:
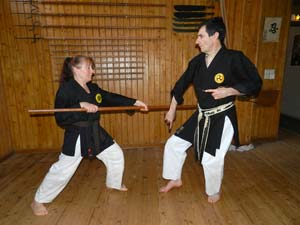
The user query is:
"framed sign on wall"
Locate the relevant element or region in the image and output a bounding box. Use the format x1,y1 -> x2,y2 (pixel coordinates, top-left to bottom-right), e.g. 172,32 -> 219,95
262,17 -> 282,42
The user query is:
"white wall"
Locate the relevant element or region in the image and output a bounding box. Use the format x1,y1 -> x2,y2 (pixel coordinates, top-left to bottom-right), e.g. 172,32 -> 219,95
281,26 -> 300,119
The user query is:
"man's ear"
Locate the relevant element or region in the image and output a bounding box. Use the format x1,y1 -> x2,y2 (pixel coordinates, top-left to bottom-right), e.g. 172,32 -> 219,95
213,31 -> 220,40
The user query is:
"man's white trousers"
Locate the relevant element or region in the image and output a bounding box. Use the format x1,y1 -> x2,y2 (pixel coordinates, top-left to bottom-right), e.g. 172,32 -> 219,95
162,116 -> 234,196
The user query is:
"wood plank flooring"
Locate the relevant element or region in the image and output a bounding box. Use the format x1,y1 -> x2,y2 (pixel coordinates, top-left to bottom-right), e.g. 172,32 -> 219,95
0,129 -> 299,225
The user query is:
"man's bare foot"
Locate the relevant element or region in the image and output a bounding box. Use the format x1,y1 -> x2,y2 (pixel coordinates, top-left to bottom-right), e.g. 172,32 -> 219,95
207,193 -> 221,203
119,184 -> 128,191
159,179 -> 182,193
107,184 -> 128,191
31,200 -> 48,216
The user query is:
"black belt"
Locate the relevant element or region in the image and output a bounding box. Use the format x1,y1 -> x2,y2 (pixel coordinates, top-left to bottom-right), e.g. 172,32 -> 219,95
73,121 -> 100,159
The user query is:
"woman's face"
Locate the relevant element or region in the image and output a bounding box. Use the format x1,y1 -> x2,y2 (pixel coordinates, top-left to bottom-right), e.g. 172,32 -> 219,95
74,60 -> 95,83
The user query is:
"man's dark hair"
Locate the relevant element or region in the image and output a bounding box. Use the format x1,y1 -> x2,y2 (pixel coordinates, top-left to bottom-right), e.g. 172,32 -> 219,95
199,17 -> 226,46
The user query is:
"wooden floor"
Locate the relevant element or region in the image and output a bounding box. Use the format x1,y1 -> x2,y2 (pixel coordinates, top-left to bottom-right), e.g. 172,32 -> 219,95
0,129 -> 300,225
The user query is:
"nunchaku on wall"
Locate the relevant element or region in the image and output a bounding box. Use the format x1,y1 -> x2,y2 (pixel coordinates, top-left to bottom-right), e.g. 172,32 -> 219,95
172,4 -> 215,33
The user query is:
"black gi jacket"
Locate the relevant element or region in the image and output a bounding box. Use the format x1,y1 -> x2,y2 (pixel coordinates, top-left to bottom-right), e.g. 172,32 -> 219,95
172,47 -> 262,157
55,79 -> 136,157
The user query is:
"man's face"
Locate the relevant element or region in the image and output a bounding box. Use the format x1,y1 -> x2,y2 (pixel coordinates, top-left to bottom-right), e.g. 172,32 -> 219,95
195,26 -> 214,53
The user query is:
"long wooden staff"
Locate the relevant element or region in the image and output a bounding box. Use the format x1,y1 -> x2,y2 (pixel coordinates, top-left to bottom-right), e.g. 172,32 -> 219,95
28,105 -> 197,114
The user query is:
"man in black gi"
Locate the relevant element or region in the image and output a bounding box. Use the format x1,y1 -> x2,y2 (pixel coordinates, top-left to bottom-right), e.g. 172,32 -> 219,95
159,17 -> 262,203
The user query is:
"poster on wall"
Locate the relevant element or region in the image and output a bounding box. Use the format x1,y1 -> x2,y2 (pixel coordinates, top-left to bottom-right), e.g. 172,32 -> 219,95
262,17 -> 282,42
291,34 -> 300,66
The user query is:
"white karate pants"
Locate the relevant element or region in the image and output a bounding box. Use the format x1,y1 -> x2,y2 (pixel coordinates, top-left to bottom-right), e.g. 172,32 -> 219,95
162,116 -> 234,196
35,137 -> 125,203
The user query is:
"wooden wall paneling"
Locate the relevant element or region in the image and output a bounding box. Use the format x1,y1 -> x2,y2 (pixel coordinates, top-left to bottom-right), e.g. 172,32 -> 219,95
258,0 -> 290,139
98,3 -> 109,140
0,0 -> 21,157
146,38 -> 155,145
43,40 -> 60,149
0,58 -> 13,159
35,14 -> 59,150
26,3 -> 50,150
3,1 -> 25,151
158,38 -> 167,144
128,4 -> 137,145
225,0 -> 243,50
251,0 -> 292,140
124,15 -> 132,146
237,0 -> 262,144
224,0 -> 291,144
239,0 -> 262,143
11,2 -> 25,150
123,6 -> 132,145
133,38 -> 143,146
141,5 -> 148,145
146,1 -> 155,144
130,8 -> 139,145
137,2 -> 146,145
23,46 -> 55,149
101,2 -> 115,143
160,0 -> 168,144
119,16 -> 126,145
119,5 -> 129,146
24,0 -> 44,150
1,0 -> 61,153
159,0 -> 171,144
154,19 -> 161,143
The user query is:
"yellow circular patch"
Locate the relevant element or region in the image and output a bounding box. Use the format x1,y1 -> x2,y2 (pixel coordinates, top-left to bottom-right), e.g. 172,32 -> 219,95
214,73 -> 224,84
95,93 -> 102,103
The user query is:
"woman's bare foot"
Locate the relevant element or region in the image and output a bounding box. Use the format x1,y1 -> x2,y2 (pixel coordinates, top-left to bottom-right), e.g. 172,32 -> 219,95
159,179 -> 182,193
31,200 -> 48,216
207,193 -> 221,203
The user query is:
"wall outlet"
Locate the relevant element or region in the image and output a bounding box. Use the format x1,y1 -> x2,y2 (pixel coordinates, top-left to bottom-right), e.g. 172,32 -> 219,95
264,69 -> 275,79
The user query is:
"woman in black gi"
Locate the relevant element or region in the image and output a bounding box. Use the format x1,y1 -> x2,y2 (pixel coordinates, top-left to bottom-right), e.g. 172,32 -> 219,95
31,55 -> 148,216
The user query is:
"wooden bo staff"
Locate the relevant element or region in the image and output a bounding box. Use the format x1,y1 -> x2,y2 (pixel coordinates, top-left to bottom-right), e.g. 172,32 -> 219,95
28,105 -> 197,114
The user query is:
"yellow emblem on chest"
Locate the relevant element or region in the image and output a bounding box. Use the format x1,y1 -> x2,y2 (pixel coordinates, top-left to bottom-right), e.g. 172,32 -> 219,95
95,93 -> 102,103
214,73 -> 224,84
